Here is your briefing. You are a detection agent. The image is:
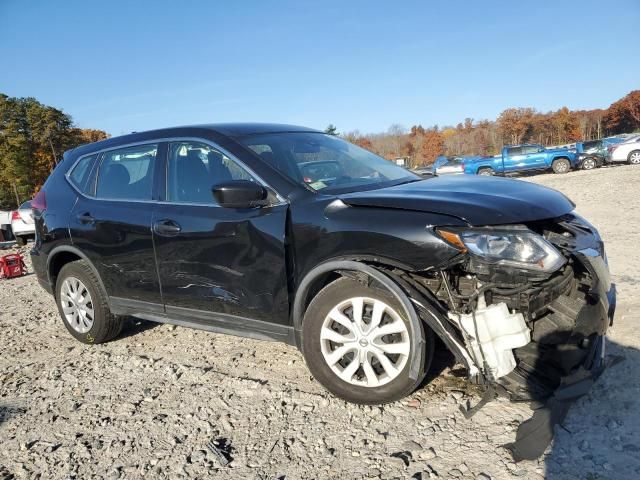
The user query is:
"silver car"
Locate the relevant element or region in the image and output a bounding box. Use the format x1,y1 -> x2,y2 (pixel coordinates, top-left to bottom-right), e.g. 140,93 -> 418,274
435,157 -> 465,175
11,201 -> 35,246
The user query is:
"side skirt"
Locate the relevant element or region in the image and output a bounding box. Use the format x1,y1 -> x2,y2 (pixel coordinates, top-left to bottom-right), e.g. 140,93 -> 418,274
110,297 -> 296,346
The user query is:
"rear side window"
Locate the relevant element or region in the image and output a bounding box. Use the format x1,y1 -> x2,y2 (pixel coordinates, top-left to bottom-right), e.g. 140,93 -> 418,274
69,154 -> 98,194
521,146 -> 539,155
96,144 -> 157,200
507,147 -> 523,156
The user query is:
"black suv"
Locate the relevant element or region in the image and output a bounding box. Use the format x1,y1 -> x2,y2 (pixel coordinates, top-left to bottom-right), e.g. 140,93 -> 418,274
32,124 -> 614,458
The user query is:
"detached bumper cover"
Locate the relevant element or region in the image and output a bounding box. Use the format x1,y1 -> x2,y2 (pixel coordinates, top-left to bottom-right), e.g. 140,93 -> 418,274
506,244 -> 616,461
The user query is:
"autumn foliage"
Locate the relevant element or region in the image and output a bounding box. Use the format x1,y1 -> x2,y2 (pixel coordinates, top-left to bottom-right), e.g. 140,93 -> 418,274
0,93 -> 109,209
343,90 -> 640,167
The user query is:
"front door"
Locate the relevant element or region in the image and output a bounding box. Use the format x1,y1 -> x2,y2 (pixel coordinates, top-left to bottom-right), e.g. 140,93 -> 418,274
69,142 -> 163,307
152,140 -> 290,327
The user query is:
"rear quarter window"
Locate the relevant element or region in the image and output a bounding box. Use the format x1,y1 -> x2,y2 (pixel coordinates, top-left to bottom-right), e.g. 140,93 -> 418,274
68,154 -> 99,194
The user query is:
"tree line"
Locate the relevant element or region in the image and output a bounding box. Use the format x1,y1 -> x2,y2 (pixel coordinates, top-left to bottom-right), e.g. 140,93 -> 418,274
1,90 -> 638,209
0,93 -> 108,209
340,90 -> 640,168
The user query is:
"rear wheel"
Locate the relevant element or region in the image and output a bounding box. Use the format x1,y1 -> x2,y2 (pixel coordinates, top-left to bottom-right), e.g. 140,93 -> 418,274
477,167 -> 494,176
302,277 -> 433,404
55,260 -> 122,344
628,150 -> 640,165
15,236 -> 26,246
581,157 -> 597,170
552,158 -> 570,174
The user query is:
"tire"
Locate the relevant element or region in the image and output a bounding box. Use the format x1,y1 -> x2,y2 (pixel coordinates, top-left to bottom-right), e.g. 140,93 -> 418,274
55,260 -> 122,344
302,277 -> 433,405
477,167 -> 494,176
628,150 -> 640,165
15,236 -> 26,246
552,158 -> 570,174
581,157 -> 597,170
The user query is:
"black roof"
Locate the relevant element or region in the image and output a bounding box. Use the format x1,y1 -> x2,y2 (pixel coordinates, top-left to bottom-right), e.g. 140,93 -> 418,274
67,123 -> 322,158
201,123 -> 320,136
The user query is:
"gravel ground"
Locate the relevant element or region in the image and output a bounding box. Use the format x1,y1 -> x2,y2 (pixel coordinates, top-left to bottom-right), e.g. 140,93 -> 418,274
1,165 -> 639,480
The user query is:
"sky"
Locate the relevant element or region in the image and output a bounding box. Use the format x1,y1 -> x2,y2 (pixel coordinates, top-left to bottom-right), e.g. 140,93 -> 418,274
1,0 -> 639,136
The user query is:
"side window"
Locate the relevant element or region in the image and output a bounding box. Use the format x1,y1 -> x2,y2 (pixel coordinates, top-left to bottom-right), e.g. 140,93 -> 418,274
96,144 -> 157,200
522,146 -> 538,155
167,141 -> 257,204
507,147 -> 523,156
69,154 -> 98,194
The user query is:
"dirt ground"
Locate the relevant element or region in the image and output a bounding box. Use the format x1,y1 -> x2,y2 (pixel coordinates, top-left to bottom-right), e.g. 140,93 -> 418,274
1,165 -> 639,480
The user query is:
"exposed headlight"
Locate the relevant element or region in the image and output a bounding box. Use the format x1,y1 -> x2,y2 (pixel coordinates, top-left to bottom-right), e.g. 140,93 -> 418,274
438,227 -> 566,273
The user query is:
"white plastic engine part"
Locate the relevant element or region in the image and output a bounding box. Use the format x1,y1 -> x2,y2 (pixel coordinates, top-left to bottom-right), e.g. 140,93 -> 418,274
448,296 -> 531,379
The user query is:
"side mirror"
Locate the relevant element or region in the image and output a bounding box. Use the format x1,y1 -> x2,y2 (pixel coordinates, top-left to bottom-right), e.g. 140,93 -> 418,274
212,180 -> 268,208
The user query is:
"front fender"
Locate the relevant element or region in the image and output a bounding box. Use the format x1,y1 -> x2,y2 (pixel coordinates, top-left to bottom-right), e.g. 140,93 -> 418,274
292,260 -> 427,381
292,260 -> 479,380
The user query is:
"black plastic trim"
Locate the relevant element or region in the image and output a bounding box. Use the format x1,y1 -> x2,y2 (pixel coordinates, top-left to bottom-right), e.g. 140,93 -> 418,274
110,297 -> 295,345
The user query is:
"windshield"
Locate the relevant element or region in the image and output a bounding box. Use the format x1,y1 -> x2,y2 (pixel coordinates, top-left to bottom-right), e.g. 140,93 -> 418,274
239,132 -> 419,193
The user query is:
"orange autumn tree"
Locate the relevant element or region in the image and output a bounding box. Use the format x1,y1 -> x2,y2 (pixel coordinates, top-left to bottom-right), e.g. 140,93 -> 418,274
605,90 -> 640,134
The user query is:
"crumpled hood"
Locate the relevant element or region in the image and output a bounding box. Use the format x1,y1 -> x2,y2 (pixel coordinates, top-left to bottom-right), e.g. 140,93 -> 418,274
338,175 -> 575,225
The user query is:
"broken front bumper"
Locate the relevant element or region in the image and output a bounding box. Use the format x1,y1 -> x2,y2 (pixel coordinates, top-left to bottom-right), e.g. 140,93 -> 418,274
504,233 -> 616,460
403,216 -> 616,460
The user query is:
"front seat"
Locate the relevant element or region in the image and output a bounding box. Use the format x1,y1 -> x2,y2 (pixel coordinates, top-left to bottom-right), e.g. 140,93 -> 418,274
208,150 -> 233,184
176,150 -> 211,203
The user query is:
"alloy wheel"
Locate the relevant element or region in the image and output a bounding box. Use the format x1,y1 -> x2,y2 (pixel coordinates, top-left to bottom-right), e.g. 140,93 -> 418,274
630,152 -> 640,164
60,276 -> 94,333
320,297 -> 410,387
582,158 -> 596,170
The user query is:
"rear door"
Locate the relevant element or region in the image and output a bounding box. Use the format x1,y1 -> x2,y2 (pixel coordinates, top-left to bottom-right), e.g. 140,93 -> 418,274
69,143 -> 164,308
152,140 -> 290,328
521,145 -> 546,170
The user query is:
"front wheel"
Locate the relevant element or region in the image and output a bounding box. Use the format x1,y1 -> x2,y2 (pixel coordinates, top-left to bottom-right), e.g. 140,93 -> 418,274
55,260 -> 123,344
552,158 -> 571,174
628,150 -> 640,165
302,277 -> 433,404
581,157 -> 597,170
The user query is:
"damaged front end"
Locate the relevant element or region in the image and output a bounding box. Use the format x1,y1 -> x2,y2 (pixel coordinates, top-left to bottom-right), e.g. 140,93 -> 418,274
394,213 -> 616,460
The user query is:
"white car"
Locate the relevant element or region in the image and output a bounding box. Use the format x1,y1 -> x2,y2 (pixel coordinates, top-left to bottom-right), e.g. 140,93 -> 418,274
11,201 -> 35,246
607,135 -> 640,164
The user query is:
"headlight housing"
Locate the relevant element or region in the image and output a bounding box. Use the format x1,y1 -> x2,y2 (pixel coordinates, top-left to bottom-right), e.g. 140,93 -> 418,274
438,227 -> 566,273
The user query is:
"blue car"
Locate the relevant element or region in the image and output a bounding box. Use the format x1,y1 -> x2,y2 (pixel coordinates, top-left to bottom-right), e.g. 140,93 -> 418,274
463,145 -> 577,175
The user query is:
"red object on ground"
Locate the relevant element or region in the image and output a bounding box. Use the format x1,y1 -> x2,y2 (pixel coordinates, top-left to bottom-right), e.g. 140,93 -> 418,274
0,253 -> 27,279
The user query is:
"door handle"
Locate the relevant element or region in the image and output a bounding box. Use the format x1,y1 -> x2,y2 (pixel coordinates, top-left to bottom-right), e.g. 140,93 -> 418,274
153,219 -> 182,237
76,213 -> 95,225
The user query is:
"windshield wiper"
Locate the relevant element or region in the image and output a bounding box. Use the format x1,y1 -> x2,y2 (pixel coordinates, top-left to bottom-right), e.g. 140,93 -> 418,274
390,178 -> 424,187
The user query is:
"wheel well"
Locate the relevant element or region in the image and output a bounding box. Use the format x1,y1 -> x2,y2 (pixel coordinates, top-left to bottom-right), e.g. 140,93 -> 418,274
49,251 -> 82,288
553,156 -> 570,162
477,166 -> 492,173
300,271 -> 343,314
